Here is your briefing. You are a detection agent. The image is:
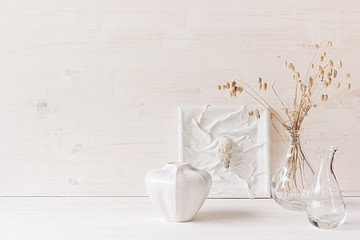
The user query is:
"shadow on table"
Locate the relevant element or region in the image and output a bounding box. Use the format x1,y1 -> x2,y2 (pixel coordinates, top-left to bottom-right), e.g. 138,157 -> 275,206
193,209 -> 255,222
339,221 -> 360,231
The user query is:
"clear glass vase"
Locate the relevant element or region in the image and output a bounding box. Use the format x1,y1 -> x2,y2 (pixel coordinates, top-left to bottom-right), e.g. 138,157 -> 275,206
307,146 -> 346,229
271,129 -> 315,211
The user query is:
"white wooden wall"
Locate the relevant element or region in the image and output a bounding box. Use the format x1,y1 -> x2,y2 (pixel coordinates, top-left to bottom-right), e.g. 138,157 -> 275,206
0,0 -> 359,196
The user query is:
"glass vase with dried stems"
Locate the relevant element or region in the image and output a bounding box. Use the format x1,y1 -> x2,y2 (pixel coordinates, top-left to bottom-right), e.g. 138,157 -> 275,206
272,129 -> 314,210
218,41 -> 351,211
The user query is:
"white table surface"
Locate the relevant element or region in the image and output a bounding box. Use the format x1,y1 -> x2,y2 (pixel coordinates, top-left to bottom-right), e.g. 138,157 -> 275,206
0,197 -> 358,240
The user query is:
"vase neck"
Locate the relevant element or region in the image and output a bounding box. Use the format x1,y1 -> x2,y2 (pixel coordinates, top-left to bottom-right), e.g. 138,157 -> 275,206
319,146 -> 338,174
165,162 -> 190,170
286,130 -> 302,145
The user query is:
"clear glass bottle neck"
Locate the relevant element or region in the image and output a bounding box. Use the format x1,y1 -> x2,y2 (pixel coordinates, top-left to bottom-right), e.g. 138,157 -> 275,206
319,146 -> 338,174
286,130 -> 302,145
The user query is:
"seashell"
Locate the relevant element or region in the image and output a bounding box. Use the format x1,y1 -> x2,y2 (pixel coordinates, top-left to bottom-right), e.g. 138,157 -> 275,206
214,136 -> 233,170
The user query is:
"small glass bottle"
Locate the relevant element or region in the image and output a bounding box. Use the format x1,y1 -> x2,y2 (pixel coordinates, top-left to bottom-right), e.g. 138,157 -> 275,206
307,146 -> 346,229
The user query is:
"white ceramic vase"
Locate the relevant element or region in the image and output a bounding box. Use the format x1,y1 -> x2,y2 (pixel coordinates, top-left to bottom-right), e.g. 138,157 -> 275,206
145,162 -> 212,222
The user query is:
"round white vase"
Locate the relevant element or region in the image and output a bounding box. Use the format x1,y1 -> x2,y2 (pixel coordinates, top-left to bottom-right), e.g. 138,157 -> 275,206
145,162 -> 212,222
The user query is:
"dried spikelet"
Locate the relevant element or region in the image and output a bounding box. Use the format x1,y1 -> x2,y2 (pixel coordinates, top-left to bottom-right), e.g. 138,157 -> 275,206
336,82 -> 341,89
318,65 -> 323,71
284,61 -> 288,68
231,81 -> 236,87
248,111 -> 254,117
255,109 -> 260,119
330,68 -> 333,75
308,90 -> 312,97
311,63 -> 315,69
232,89 -> 236,96
320,56 -> 324,62
292,74 -> 296,80
258,77 -> 262,84
314,44 -> 319,48
346,73 -> 351,79
308,76 -> 314,87
338,60 -> 343,68
328,41 -> 333,47
323,52 -> 327,57
306,77 -> 314,91
259,83 -> 262,90
264,82 -> 267,90
347,83 -> 351,91
324,81 -> 329,87
226,82 -> 230,89
301,84 -> 307,93
288,63 -> 295,72
296,72 -> 300,78
329,60 -> 334,67
284,108 -> 288,115
333,69 -> 338,78
327,72 -> 331,80
328,78 -> 332,85
320,69 -> 325,76
313,103 -> 318,108
325,94 -> 329,101
230,91 -> 233,97
222,84 -> 226,90
234,86 -> 238,92
321,94 -> 325,101
217,85 -> 222,90
238,86 -> 243,93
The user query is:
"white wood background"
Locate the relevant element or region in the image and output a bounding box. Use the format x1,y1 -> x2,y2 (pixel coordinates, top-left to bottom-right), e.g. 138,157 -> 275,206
0,0 -> 359,196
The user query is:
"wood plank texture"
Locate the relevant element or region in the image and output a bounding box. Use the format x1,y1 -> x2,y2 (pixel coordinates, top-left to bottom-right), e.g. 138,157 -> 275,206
0,0 -> 359,196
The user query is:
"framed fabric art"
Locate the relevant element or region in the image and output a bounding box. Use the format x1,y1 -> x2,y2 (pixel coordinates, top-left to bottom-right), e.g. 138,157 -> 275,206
178,105 -> 271,198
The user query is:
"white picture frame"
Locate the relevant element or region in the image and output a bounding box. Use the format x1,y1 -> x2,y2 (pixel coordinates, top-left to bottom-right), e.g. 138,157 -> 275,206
178,105 -> 271,198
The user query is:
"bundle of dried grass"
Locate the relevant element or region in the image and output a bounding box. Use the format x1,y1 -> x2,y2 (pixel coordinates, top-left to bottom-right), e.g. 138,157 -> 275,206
218,41 -> 351,195
218,41 -> 351,133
